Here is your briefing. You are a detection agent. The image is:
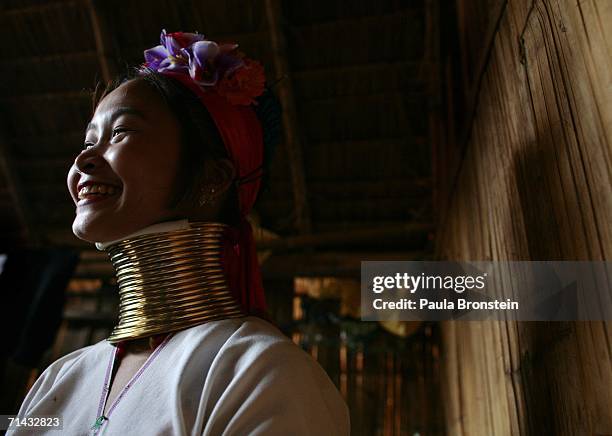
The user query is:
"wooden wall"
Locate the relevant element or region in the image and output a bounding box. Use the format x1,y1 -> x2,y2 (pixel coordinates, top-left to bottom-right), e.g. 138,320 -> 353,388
435,0 -> 612,434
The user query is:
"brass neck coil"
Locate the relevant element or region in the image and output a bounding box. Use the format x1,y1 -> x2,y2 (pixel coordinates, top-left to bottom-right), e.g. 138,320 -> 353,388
104,221 -> 244,343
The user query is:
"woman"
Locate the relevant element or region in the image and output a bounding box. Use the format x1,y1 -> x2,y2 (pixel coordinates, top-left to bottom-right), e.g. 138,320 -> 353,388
9,30 -> 350,435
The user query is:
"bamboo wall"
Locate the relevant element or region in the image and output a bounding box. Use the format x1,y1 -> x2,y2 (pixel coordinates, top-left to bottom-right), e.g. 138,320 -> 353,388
435,0 -> 612,435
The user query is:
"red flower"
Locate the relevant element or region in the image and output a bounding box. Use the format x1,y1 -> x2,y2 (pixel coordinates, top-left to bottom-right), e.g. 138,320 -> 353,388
216,58 -> 265,106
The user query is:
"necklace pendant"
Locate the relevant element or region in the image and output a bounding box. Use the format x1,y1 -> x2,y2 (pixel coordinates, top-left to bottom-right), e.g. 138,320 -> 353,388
91,415 -> 107,431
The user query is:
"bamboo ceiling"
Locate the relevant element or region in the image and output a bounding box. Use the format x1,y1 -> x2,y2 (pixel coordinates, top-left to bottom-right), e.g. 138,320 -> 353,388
0,0 -> 435,258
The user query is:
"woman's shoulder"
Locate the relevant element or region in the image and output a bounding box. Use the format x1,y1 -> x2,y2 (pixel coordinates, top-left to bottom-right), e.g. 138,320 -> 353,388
177,315 -> 294,349
16,340 -> 110,416
192,316 -> 351,435
224,315 -> 294,345
177,315 -> 334,382
37,339 -> 109,383
191,316 -> 307,360
200,316 -> 341,397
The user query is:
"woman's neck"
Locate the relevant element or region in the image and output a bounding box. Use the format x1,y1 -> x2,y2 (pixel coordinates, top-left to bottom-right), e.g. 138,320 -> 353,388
95,218 -> 191,251
101,220 -> 244,343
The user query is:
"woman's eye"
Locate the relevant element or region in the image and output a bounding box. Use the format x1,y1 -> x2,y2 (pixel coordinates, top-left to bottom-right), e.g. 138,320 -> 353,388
82,142 -> 95,150
112,127 -> 130,138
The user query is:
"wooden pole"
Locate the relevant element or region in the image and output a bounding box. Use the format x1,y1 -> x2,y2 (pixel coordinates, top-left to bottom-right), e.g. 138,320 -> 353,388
264,0 -> 312,234
86,0 -> 116,85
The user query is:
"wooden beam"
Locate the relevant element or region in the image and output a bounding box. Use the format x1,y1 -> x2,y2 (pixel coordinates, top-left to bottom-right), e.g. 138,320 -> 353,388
44,218 -> 434,251
289,9 -> 421,30
264,0 -> 312,234
86,0 -> 116,84
308,178 -> 432,196
299,91 -> 427,105
72,249 -> 432,280
257,222 -> 434,251
261,250 -> 431,278
292,61 -> 421,78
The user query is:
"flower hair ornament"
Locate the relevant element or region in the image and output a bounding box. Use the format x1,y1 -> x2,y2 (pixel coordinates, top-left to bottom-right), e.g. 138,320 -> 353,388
138,29 -> 282,319
142,29 -> 266,105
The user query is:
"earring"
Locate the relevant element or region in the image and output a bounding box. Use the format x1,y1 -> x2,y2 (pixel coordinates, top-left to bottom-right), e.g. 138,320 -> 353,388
199,187 -> 216,206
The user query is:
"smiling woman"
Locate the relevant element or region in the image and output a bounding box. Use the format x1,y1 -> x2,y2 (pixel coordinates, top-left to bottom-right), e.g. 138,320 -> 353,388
7,30 -> 350,436
69,79 -> 184,242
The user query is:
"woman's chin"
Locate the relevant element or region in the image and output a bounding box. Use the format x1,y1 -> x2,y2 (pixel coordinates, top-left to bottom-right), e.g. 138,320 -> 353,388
72,221 -> 107,244
72,216 -> 127,244
72,212 -> 171,244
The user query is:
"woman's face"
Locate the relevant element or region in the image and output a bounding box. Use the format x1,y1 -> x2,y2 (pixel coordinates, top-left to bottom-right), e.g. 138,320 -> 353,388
67,79 -> 183,243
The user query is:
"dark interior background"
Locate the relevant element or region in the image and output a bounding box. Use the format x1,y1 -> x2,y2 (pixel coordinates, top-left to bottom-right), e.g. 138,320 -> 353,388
0,1 -> 472,434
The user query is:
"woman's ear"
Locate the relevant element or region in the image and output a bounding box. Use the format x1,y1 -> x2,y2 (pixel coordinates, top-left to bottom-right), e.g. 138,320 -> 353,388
204,158 -> 235,200
172,158 -> 236,221
195,158 -> 235,210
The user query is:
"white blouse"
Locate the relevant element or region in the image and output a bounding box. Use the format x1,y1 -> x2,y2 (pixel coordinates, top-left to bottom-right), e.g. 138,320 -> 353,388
8,316 -> 350,435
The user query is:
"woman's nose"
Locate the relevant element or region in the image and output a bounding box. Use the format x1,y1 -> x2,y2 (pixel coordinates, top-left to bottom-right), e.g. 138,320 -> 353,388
74,147 -> 104,173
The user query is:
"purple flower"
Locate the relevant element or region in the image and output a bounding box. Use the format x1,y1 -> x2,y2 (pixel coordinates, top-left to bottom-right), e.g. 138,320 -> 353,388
143,45 -> 170,70
161,29 -> 205,56
140,29 -> 257,100
141,29 -> 204,73
180,41 -> 244,86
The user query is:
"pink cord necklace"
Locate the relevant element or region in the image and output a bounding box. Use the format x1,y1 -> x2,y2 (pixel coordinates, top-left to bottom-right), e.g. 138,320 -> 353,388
91,334 -> 171,434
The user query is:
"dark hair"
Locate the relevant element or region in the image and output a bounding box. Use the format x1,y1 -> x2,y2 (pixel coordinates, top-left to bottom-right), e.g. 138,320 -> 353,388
91,69 -> 281,224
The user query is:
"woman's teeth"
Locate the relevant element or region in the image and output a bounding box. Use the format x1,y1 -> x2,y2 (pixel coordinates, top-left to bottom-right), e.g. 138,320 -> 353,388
78,184 -> 119,199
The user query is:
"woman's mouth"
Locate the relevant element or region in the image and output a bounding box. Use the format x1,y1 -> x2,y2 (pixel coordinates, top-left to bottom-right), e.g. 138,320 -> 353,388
77,183 -> 121,205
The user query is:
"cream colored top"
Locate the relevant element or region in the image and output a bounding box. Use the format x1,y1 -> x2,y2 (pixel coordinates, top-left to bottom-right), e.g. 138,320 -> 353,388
9,316 -> 350,436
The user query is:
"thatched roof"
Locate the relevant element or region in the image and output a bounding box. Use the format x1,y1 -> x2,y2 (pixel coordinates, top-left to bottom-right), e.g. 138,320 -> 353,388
0,0 -> 435,267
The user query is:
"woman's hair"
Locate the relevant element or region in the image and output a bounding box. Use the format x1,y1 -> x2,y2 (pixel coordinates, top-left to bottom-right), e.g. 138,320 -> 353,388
91,69 -> 281,225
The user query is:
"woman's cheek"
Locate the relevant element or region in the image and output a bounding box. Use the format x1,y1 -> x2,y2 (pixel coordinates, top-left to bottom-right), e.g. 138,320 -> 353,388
66,166 -> 79,203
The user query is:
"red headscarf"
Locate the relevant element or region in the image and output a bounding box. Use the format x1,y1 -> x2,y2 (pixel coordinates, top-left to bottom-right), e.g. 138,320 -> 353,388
160,71 -> 268,319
